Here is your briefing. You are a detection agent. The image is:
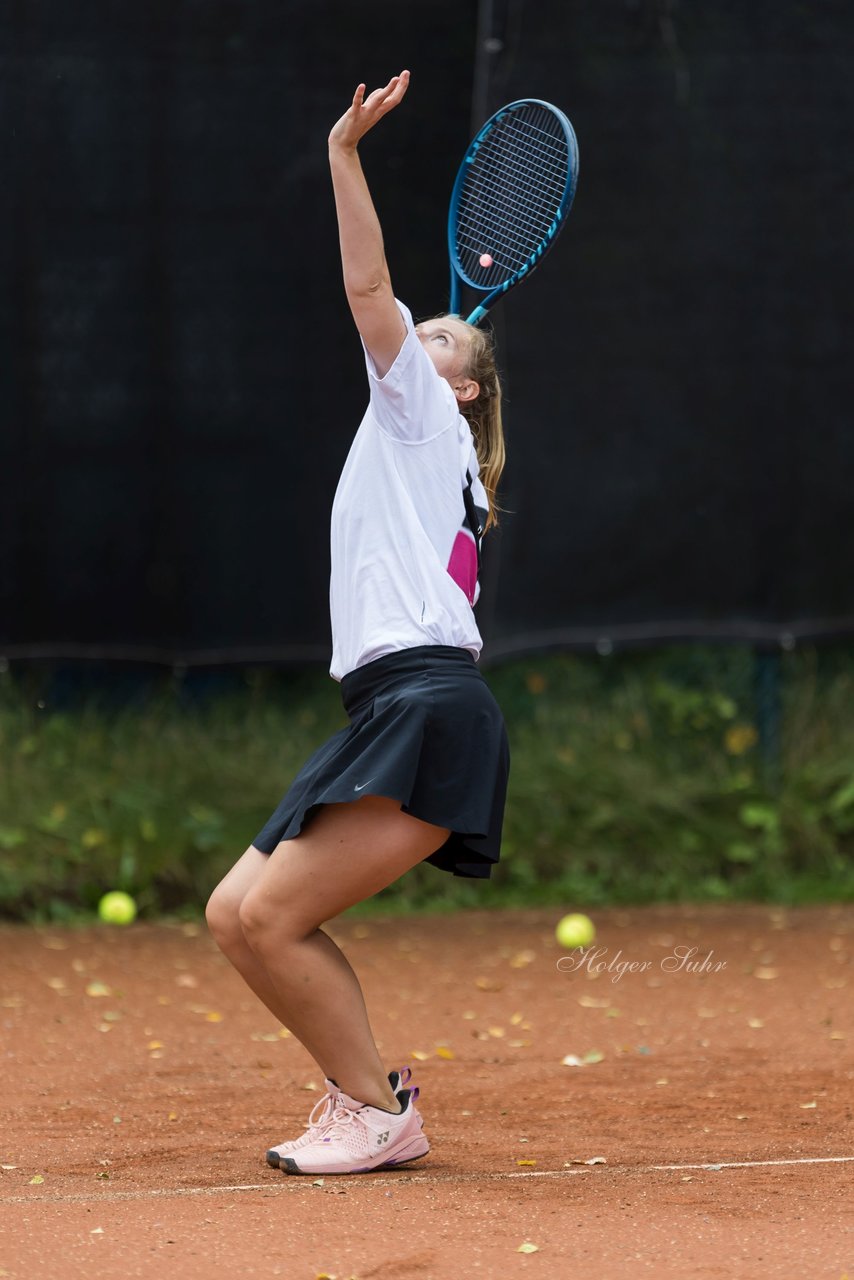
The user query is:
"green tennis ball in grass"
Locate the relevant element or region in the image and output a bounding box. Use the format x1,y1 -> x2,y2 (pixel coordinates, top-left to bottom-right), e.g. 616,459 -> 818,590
555,912 -> 596,949
97,891 -> 137,925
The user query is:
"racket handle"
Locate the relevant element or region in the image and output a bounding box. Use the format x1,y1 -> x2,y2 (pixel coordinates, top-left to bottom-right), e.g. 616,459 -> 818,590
449,271 -> 460,316
465,304 -> 487,326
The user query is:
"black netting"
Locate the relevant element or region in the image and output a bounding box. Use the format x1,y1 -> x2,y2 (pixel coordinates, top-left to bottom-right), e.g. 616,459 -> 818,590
2,1 -> 851,664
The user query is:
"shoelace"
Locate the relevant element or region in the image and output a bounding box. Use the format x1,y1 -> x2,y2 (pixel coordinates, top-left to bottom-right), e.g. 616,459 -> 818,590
304,1090 -> 337,1134
302,1071 -> 411,1143
320,1099 -> 401,1140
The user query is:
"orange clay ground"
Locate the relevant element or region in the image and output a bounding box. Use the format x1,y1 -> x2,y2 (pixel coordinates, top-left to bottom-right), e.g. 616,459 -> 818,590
1,903 -> 852,1279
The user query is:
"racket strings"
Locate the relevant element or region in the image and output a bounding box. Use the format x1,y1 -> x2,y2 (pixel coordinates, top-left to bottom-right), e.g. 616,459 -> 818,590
458,187 -> 563,269
454,105 -> 572,281
460,159 -> 565,243
462,155 -> 567,230
463,147 -> 567,220
457,174 -> 564,273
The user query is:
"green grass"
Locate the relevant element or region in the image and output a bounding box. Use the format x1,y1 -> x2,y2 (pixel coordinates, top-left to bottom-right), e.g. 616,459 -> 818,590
2,644 -> 853,921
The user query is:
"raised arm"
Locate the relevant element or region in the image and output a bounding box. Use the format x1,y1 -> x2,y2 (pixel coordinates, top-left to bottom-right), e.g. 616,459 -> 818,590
328,71 -> 410,378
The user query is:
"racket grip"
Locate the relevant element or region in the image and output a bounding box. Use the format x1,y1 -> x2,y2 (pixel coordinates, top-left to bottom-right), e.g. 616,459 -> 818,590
449,271 -> 460,316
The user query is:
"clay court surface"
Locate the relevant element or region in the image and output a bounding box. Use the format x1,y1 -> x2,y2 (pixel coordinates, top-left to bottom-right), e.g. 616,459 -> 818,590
1,903 -> 852,1279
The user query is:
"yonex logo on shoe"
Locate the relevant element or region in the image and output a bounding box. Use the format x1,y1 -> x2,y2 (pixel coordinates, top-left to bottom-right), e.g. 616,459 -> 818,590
377,1131 -> 389,1144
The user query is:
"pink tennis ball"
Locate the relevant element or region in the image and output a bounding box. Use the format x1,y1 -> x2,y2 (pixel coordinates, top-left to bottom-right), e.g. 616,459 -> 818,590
479,253 -> 493,268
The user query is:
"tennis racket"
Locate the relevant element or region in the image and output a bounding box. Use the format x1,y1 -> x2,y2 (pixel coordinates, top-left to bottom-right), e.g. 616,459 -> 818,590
448,99 -> 579,326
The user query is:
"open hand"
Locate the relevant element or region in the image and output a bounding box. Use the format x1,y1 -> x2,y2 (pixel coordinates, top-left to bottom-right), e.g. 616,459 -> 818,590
328,70 -> 410,151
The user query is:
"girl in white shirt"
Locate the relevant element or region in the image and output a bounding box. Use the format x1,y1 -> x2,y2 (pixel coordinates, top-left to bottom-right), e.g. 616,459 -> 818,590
206,70 -> 509,1176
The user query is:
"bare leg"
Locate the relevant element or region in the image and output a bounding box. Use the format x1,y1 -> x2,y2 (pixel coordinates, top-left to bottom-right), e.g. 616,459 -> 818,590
208,796 -> 449,1112
206,846 -> 391,1088
206,845 -> 303,1029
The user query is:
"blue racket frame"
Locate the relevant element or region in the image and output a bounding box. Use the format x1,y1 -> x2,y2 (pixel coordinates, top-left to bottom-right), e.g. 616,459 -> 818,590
447,98 -> 579,325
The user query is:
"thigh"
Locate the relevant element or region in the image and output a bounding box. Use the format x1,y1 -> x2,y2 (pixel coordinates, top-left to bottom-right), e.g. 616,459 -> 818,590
243,795 -> 449,934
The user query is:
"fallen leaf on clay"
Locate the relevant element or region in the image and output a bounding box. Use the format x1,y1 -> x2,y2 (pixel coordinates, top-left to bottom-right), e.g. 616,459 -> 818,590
475,976 -> 503,992
85,982 -> 112,998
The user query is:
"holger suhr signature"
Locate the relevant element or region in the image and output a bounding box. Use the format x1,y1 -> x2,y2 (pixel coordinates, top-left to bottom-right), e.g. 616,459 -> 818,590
556,945 -> 727,983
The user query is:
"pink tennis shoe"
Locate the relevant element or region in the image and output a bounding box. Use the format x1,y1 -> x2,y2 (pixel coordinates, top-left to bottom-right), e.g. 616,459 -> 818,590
265,1068 -> 420,1170
279,1084 -> 428,1175
265,1077 -> 342,1167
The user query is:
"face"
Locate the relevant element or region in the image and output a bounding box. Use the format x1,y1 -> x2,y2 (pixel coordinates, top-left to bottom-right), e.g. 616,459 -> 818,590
414,317 -> 478,402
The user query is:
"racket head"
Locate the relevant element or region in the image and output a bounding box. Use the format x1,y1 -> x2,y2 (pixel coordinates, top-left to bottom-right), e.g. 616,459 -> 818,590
447,99 -> 579,324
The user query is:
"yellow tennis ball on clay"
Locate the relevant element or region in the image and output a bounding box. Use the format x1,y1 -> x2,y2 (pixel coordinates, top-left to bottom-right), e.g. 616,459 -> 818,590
97,891 -> 137,925
555,912 -> 596,948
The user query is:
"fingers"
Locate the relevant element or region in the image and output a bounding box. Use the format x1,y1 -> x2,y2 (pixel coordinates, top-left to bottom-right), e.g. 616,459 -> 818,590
330,70 -> 409,147
361,70 -> 410,114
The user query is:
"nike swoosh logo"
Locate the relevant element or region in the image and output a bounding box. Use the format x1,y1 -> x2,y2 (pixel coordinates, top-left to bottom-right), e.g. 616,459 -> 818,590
354,780 -> 374,791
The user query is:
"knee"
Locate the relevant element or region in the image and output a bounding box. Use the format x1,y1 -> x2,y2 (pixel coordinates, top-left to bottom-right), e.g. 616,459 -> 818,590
205,883 -> 245,954
238,890 -> 297,959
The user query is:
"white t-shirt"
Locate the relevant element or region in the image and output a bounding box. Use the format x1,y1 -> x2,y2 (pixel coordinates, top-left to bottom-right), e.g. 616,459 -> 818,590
329,300 -> 488,682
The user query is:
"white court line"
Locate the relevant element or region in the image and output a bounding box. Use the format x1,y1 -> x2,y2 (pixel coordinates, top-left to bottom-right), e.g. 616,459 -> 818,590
1,1154 -> 853,1207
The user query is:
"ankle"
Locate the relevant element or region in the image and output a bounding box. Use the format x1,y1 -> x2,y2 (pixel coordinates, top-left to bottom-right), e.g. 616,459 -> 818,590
350,1087 -> 401,1113
374,1095 -> 403,1115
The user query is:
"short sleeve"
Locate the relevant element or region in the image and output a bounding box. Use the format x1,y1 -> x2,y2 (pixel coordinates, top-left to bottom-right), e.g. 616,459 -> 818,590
361,300 -> 461,444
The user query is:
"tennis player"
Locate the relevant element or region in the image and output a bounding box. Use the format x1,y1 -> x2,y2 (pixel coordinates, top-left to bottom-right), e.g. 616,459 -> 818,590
205,70 -> 509,1176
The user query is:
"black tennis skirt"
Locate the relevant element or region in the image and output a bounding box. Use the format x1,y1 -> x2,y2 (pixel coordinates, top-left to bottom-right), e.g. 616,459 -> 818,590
252,645 -> 510,878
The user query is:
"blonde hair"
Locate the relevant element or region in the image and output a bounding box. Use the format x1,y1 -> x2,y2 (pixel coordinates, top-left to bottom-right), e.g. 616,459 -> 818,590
451,317 -> 506,532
